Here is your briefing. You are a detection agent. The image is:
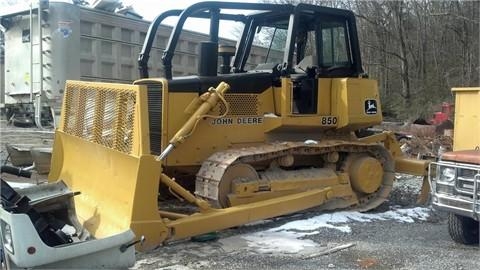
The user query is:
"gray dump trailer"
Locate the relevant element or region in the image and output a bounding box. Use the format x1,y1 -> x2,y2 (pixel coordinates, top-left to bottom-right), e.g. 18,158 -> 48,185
1,1 -> 281,127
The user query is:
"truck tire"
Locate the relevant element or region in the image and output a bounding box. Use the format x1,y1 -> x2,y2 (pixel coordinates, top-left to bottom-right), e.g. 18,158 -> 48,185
447,213 -> 479,245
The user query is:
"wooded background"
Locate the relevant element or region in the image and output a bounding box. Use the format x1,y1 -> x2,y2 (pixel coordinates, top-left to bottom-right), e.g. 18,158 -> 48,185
267,0 -> 479,120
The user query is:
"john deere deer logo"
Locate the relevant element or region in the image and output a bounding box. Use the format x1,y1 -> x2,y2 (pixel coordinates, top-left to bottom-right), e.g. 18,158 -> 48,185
365,99 -> 378,115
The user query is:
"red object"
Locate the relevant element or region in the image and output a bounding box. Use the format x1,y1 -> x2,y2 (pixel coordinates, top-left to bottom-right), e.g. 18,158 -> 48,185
430,102 -> 454,125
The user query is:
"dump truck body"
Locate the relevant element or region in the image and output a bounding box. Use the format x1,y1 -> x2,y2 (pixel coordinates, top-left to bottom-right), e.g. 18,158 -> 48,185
0,1 -> 281,127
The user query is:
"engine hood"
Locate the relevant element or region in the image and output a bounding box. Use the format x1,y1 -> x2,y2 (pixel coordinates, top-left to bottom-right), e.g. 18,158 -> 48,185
441,150 -> 480,165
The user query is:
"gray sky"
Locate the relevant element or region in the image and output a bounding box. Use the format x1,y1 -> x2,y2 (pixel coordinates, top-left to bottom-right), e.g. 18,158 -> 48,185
124,0 -> 260,39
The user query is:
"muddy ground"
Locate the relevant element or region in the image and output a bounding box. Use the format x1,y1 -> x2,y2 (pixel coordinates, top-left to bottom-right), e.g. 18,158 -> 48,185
0,120 -> 478,270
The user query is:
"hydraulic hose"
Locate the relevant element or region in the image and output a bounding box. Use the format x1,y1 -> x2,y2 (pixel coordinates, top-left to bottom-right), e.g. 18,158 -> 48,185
1,165 -> 32,178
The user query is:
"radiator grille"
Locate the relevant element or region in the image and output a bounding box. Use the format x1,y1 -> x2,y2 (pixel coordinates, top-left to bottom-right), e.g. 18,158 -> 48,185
63,81 -> 136,154
147,84 -> 163,155
217,94 -> 259,116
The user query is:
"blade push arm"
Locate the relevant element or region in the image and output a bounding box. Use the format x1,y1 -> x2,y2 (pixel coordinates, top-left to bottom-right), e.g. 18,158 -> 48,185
158,82 -> 230,160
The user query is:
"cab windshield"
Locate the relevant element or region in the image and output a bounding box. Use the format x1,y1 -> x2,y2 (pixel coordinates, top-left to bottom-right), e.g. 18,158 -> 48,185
244,15 -> 353,76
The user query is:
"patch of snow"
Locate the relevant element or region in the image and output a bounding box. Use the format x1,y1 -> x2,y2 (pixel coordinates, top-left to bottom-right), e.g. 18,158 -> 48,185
388,207 -> 430,222
188,260 -> 212,268
131,258 -> 184,270
133,260 -> 211,270
244,219 -> 273,226
243,230 -> 317,254
304,140 -> 318,145
158,266 -> 192,270
130,258 -> 159,269
242,207 -> 430,254
275,207 -> 430,234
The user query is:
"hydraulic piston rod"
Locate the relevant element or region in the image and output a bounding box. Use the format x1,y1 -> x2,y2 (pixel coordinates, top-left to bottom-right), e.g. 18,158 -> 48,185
158,81 -> 230,160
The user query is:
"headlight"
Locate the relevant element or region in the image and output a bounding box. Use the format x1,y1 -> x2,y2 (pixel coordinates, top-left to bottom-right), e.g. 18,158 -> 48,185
439,167 -> 456,183
1,221 -> 14,254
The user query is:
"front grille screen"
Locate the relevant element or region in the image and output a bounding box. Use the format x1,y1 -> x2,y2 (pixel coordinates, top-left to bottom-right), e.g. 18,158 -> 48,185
63,81 -> 136,154
147,84 -> 163,155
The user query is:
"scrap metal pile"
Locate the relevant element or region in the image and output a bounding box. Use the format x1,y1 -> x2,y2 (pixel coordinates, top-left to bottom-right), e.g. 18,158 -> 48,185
380,122 -> 454,160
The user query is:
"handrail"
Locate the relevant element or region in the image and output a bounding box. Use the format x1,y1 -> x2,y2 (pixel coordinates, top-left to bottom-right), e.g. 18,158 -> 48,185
138,7 -> 248,78
138,1 -> 289,79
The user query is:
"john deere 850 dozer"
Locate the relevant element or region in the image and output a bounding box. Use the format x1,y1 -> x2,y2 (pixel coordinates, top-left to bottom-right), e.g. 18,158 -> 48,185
39,2 -> 429,252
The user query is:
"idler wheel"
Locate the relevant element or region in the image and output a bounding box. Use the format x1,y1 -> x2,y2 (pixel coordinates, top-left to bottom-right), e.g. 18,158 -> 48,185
217,163 -> 259,208
348,155 -> 383,194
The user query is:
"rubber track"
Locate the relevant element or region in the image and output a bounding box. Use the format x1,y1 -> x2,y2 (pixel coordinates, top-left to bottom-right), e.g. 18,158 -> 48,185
195,140 -> 395,212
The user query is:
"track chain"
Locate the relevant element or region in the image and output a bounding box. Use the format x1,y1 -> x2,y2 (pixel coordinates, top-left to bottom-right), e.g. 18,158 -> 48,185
195,140 -> 395,211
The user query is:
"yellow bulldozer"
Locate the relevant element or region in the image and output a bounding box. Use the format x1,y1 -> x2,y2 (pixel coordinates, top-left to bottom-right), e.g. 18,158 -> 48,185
12,2 -> 431,255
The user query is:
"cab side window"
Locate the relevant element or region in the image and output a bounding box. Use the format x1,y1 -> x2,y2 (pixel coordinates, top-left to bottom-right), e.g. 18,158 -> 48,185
320,22 -> 350,68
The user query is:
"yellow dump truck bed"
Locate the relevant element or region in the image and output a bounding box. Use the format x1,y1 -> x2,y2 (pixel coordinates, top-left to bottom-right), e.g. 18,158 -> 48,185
451,87 -> 480,151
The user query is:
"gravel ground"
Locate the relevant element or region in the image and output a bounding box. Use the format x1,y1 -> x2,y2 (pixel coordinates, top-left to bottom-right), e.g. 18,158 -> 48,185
1,120 -> 478,270
132,179 -> 479,270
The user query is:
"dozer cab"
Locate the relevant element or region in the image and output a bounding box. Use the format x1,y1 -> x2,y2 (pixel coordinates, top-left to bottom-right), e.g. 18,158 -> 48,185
2,2 -> 431,260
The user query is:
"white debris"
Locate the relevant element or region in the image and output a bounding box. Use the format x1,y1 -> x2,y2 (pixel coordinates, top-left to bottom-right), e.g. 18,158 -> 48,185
61,224 -> 77,236
304,139 -> 318,145
264,113 -> 279,118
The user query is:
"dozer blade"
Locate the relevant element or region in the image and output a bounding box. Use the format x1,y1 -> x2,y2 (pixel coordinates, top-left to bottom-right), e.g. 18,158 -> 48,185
48,81 -> 169,251
416,176 -> 431,204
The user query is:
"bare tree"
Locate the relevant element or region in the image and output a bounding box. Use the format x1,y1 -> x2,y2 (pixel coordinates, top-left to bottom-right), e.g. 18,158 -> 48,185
256,0 -> 479,119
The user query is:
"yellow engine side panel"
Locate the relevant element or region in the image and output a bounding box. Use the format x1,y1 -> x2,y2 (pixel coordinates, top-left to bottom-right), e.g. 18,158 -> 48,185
318,79 -> 332,115
452,87 -> 480,150
331,78 -> 383,130
162,77 -> 383,166
164,89 -> 275,167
